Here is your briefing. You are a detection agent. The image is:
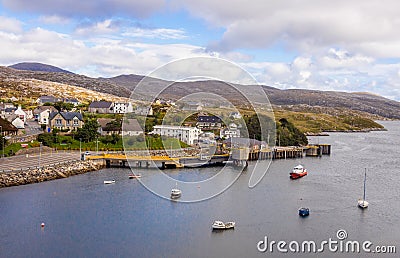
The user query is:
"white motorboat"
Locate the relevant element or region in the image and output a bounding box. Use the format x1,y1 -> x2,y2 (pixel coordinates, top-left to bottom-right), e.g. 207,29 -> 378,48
358,169 -> 369,209
171,182 -> 182,199
212,220 -> 235,230
170,188 -> 182,199
104,180 -> 115,184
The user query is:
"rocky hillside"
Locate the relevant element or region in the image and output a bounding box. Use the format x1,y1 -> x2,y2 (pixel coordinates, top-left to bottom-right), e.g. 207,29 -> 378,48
0,66 -> 131,98
1,64 -> 400,120
103,74 -> 400,119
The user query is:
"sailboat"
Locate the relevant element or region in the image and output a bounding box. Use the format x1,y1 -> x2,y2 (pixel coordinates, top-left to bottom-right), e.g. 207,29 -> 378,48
357,169 -> 369,209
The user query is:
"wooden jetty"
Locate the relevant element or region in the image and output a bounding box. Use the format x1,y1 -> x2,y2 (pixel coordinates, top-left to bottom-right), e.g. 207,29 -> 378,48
86,144 -> 331,169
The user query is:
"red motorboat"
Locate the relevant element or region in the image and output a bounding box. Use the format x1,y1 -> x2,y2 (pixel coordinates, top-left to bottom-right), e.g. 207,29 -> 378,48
290,165 -> 307,179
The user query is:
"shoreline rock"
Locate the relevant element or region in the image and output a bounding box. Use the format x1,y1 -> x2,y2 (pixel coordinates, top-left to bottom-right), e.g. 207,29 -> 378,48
0,160 -> 105,188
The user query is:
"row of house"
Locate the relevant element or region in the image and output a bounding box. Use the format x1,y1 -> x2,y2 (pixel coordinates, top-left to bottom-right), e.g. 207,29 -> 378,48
88,101 -> 133,114
0,104 -> 33,129
88,100 -> 154,116
36,96 -> 80,106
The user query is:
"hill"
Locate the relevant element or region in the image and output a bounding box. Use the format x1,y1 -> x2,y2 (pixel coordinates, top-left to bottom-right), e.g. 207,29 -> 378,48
1,66 -> 131,98
0,63 -> 399,133
9,62 -> 74,74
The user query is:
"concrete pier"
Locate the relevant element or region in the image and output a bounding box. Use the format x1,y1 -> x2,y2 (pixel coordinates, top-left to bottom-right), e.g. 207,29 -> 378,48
87,144 -> 331,169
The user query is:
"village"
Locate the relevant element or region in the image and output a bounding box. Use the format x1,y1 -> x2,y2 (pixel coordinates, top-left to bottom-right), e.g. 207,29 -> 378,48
0,95 -> 258,159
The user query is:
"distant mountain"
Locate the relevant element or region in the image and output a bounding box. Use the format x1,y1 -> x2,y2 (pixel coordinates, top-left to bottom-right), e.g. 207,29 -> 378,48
105,77 -> 400,119
1,64 -> 400,119
9,62 -> 73,74
0,65 -> 131,97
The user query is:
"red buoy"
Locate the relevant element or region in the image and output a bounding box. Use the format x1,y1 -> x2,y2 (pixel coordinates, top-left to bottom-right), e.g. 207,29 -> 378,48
41,223 -> 45,228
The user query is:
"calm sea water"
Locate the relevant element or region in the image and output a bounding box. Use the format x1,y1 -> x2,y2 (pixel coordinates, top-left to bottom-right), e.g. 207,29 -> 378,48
1,121 -> 399,258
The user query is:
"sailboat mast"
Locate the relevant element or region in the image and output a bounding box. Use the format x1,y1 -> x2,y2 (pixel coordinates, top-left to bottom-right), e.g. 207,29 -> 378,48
363,168 -> 367,201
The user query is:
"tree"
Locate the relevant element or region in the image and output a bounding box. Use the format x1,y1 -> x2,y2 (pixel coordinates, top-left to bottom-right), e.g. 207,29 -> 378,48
242,113 -> 275,143
276,118 -> 308,146
37,133 -> 55,146
75,119 -> 99,142
54,101 -> 74,112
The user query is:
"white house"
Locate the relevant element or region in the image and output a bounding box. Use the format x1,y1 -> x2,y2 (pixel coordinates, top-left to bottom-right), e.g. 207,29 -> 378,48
182,102 -> 202,111
135,106 -> 153,116
11,116 -> 25,129
151,125 -> 201,145
14,106 -> 27,123
113,102 -> 133,114
34,106 -> 58,125
230,112 -> 242,119
220,123 -> 241,139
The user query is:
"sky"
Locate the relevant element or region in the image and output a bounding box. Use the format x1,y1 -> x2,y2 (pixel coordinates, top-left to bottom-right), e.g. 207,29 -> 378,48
1,0 -> 400,100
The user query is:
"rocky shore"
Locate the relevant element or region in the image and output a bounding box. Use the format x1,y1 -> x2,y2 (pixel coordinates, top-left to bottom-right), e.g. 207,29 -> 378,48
0,160 -> 105,188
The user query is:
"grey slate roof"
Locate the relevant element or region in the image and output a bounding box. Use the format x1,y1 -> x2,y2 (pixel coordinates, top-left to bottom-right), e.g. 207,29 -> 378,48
89,101 -> 113,108
197,115 -> 222,123
49,112 -> 83,121
123,119 -> 143,132
39,95 -> 59,103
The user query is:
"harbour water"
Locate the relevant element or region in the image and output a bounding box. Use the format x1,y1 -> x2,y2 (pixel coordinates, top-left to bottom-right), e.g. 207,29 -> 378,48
1,121 -> 399,257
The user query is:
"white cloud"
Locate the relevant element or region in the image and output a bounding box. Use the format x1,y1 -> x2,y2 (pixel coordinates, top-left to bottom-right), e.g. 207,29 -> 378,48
38,15 -> 70,25
318,49 -> 374,69
123,27 -> 187,40
175,0 -> 400,59
75,19 -> 120,36
0,16 -> 23,33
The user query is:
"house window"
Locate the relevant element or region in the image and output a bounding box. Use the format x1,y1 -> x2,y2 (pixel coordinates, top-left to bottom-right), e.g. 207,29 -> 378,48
73,119 -> 79,126
55,119 -> 62,126
66,120 -> 71,126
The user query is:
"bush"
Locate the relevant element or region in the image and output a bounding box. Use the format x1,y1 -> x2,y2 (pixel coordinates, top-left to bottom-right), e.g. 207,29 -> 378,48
37,133 -> 55,146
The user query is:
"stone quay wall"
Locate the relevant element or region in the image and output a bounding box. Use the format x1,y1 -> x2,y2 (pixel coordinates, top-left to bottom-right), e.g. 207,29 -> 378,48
0,160 -> 105,188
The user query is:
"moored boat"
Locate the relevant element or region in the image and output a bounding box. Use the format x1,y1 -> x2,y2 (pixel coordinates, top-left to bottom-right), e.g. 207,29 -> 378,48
104,180 -> 115,184
212,220 -> 235,230
171,182 -> 182,199
129,174 -> 141,179
290,165 -> 308,179
299,207 -> 310,217
358,169 -> 369,209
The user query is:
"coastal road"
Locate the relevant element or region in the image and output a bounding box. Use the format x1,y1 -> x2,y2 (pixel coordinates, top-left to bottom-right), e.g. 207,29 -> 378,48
0,151 -> 81,172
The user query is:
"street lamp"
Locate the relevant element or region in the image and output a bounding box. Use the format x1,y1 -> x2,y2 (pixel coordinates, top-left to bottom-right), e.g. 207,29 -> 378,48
38,142 -> 42,170
79,138 -> 82,156
0,125 -> 3,158
96,137 -> 99,154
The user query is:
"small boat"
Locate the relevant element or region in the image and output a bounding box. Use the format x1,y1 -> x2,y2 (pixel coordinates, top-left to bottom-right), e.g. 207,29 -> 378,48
290,165 -> 308,179
212,221 -> 235,230
171,183 -> 182,199
299,207 -> 310,217
358,169 -> 369,209
128,174 -> 141,179
224,221 -> 235,229
104,180 -> 115,184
